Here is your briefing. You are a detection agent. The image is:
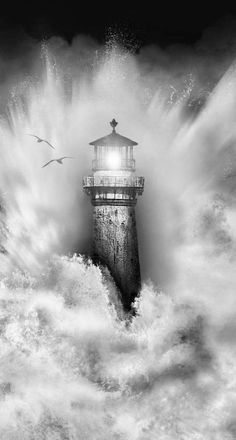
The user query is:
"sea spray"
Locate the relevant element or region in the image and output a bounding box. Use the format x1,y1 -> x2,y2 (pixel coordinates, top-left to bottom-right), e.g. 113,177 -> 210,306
0,35 -> 235,438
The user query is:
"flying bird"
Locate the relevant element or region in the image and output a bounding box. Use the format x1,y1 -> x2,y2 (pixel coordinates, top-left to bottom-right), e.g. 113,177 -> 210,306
42,157 -> 74,168
27,134 -> 56,149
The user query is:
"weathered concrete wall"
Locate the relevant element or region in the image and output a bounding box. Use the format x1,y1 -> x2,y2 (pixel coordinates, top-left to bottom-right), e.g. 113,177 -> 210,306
93,205 -> 141,310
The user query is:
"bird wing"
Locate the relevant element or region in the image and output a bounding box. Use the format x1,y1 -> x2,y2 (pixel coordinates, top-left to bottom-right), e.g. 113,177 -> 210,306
43,140 -> 56,150
60,156 -> 74,160
27,134 -> 41,140
42,159 -> 55,168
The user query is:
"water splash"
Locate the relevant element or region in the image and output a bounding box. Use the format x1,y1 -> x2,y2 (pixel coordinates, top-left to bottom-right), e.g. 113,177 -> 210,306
0,37 -> 235,438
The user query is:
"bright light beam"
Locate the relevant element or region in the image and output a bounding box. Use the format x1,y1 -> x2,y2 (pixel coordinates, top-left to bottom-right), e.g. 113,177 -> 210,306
106,151 -> 121,169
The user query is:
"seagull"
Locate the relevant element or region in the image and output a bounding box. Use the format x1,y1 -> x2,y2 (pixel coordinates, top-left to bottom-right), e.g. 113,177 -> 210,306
27,134 -> 56,149
42,157 -> 74,168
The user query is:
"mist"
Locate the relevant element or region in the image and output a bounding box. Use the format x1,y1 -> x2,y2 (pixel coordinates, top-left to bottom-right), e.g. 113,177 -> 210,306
0,19 -> 236,438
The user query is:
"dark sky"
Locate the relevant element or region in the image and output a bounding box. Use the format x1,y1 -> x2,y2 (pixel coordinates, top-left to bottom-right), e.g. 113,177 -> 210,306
1,2 -> 236,46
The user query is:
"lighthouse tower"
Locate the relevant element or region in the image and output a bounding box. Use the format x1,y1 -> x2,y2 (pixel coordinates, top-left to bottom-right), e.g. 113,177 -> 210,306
83,119 -> 144,310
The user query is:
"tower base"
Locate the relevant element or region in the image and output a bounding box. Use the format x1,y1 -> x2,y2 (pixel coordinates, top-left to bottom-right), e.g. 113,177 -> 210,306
93,204 -> 141,310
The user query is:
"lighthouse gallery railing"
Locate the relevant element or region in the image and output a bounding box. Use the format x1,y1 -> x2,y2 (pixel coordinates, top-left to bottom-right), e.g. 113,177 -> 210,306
83,176 -> 144,189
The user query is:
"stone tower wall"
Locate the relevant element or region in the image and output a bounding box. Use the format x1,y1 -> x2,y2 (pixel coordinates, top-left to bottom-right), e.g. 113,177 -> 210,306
93,204 -> 141,309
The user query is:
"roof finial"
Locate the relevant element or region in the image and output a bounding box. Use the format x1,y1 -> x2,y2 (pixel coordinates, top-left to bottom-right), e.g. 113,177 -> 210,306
110,118 -> 118,132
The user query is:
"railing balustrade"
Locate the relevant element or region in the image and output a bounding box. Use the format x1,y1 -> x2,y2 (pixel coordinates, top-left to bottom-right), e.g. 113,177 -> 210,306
83,176 -> 144,188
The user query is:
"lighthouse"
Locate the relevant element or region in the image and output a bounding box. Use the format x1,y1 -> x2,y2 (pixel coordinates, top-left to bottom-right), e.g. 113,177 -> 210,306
83,119 -> 144,310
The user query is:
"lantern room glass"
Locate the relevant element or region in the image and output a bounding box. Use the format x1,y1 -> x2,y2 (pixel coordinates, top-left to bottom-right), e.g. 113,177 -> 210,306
92,145 -> 135,171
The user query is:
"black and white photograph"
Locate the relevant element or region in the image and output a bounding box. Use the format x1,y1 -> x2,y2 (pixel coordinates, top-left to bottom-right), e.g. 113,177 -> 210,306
0,2 -> 236,438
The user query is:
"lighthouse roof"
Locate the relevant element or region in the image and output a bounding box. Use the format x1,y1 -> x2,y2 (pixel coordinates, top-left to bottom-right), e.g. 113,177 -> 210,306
89,119 -> 138,147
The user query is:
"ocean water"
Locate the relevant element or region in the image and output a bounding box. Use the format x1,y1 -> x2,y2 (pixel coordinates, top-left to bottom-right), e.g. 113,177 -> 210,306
0,37 -> 235,438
